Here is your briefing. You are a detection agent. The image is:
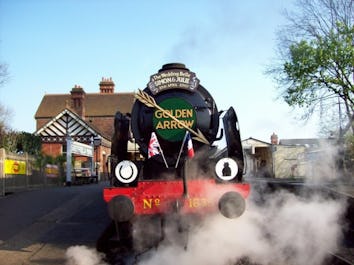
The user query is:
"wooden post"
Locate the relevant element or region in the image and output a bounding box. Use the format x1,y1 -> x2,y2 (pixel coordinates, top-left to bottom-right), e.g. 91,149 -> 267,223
0,148 -> 6,196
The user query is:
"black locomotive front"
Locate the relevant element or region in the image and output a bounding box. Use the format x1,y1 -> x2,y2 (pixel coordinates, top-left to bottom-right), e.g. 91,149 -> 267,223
101,62 -> 250,255
130,63 -> 224,179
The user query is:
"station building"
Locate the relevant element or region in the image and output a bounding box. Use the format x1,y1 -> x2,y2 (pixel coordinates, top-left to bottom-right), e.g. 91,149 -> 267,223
34,78 -> 135,178
242,133 -> 337,179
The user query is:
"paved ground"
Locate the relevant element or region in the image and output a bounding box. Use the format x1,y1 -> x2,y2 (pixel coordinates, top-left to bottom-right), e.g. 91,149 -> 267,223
0,182 -> 111,265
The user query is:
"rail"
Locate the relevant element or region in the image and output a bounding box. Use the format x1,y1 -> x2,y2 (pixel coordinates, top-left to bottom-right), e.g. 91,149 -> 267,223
326,253 -> 354,265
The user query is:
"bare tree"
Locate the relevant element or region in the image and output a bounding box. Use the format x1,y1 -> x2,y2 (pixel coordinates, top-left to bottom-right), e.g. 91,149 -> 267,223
0,103 -> 12,147
0,63 -> 12,147
0,63 -> 9,87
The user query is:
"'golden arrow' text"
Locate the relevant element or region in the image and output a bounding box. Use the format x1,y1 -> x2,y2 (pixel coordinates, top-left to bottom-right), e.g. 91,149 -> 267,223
135,89 -> 209,144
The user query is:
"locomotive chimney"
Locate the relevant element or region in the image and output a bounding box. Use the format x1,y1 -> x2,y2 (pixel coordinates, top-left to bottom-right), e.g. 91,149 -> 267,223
70,85 -> 86,118
159,63 -> 188,72
271,132 -> 278,145
99,77 -> 115,94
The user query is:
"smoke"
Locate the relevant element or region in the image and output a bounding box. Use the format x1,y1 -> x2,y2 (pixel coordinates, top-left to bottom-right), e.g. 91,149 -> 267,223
167,1 -> 278,67
65,245 -> 107,265
136,191 -> 345,265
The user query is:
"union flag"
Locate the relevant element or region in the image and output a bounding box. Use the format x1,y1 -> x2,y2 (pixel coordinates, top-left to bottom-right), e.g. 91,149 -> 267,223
148,132 -> 161,158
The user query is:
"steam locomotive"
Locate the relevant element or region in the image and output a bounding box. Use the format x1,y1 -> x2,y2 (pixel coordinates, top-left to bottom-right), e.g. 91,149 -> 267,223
102,63 -> 250,251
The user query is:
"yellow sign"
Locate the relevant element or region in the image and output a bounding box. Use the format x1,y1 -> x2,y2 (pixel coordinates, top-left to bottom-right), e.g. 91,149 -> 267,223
4,159 -> 26,175
45,164 -> 59,178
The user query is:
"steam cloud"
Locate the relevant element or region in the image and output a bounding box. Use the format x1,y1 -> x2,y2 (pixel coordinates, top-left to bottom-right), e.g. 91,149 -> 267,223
65,245 -> 107,265
136,191 -> 345,265
65,145 -> 347,265
65,190 -> 345,265
135,145 -> 346,265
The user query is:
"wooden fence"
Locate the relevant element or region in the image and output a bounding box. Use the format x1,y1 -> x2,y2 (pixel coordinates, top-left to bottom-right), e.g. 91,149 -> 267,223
0,148 -> 62,196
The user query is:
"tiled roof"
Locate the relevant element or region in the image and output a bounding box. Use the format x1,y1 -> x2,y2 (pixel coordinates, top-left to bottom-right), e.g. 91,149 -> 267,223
85,93 -> 134,116
35,92 -> 135,118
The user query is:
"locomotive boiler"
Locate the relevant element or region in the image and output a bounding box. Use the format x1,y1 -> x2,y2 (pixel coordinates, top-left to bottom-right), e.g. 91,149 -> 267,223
102,63 -> 250,251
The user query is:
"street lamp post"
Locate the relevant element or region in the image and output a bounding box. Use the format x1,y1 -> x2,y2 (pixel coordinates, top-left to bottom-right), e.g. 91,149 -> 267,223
93,136 -> 101,178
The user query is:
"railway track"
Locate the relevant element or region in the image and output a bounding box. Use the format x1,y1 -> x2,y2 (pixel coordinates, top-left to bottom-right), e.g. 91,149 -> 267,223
325,253 -> 354,265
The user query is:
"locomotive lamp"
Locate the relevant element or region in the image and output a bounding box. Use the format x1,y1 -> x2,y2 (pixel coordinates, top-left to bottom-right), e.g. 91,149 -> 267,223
114,160 -> 138,184
215,157 -> 238,181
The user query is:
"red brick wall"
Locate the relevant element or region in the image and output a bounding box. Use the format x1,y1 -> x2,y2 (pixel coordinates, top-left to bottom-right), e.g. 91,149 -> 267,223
42,143 -> 62,157
97,145 -> 111,180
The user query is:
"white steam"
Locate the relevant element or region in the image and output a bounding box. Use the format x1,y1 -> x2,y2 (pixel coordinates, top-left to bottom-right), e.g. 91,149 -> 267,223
65,245 -> 107,265
302,141 -> 339,184
65,143 -> 347,265
64,190 -> 345,265
137,191 -> 345,265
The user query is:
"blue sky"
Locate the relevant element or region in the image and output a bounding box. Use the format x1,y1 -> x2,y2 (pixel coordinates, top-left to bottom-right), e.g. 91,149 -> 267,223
0,0 -> 319,142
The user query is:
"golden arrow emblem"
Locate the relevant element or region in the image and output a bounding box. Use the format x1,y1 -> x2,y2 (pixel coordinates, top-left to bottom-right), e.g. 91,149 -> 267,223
135,89 -> 209,144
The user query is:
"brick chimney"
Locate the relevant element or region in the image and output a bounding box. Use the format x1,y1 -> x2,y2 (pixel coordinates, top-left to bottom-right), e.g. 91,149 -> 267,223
271,132 -> 278,145
99,77 -> 115,94
70,85 -> 86,118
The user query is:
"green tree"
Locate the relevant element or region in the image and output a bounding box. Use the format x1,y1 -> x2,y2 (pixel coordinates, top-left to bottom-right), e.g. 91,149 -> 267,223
268,0 -> 354,137
54,154 -> 66,181
34,152 -> 53,179
16,132 -> 42,155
